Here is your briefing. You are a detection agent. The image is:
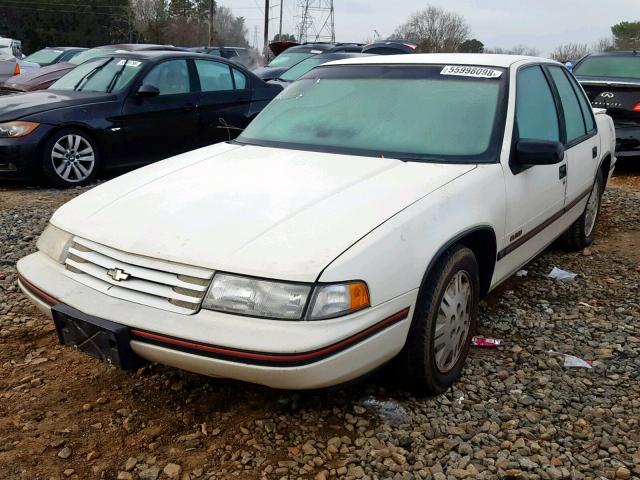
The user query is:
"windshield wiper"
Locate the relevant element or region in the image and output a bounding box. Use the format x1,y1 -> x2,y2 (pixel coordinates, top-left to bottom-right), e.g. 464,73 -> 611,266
106,60 -> 127,93
73,58 -> 111,91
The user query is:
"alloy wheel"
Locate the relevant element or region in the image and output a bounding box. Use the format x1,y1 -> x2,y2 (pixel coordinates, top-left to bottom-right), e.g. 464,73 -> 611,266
51,134 -> 95,183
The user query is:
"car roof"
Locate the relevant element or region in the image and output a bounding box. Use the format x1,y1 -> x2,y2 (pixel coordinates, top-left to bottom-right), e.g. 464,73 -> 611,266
96,44 -> 176,51
325,53 -> 560,68
582,51 -> 640,58
44,47 -> 87,51
312,52 -> 373,60
102,50 -> 217,60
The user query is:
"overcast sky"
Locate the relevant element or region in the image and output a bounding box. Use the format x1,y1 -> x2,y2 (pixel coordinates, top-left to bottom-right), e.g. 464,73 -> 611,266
222,0 -> 638,55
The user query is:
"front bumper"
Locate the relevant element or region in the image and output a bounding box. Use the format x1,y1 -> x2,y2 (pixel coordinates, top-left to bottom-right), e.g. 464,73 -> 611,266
17,252 -> 417,389
0,125 -> 53,179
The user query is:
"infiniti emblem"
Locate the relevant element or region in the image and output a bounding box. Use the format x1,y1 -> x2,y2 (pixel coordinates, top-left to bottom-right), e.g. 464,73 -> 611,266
601,92 -> 615,98
107,268 -> 131,282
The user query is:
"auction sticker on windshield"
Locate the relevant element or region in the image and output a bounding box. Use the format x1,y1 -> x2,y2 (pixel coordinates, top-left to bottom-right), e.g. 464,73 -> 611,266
440,66 -> 502,78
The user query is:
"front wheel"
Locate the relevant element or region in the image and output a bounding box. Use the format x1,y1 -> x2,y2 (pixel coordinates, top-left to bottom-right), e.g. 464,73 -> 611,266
42,128 -> 100,187
560,170 -> 603,250
396,245 -> 480,395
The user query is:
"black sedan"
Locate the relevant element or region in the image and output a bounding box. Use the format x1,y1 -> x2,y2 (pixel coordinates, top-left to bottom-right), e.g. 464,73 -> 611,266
573,51 -> 640,158
0,51 -> 282,186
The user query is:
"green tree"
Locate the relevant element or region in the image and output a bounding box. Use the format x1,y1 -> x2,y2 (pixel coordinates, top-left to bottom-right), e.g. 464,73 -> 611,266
273,33 -> 297,42
0,0 -> 130,53
458,38 -> 484,53
611,21 -> 640,50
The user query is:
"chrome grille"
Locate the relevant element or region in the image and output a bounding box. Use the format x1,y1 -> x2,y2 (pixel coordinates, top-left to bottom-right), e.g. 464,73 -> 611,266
64,237 -> 214,314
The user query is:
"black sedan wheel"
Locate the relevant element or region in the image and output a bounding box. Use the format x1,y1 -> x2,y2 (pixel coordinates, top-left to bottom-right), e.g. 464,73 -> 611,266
42,129 -> 99,187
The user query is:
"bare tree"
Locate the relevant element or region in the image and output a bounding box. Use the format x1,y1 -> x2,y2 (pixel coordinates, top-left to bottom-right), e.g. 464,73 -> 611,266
131,0 -> 171,44
550,43 -> 589,63
485,45 -> 540,56
592,37 -> 615,52
392,5 -> 470,53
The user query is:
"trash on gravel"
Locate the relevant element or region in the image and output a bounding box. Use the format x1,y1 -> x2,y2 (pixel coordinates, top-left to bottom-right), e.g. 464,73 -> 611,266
516,269 -> 528,277
548,350 -> 593,369
548,267 -> 578,281
471,336 -> 503,347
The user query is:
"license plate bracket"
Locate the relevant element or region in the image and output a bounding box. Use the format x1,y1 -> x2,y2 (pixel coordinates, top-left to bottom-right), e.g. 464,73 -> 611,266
52,304 -> 145,370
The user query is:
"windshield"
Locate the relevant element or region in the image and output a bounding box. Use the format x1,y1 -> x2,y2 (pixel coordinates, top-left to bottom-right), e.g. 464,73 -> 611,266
239,65 -> 506,162
574,56 -> 640,79
280,57 -> 325,81
267,52 -> 314,68
49,57 -> 143,93
24,48 -> 63,64
70,47 -> 124,65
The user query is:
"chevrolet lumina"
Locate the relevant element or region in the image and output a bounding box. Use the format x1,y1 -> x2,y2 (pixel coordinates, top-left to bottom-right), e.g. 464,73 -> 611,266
17,54 -> 615,393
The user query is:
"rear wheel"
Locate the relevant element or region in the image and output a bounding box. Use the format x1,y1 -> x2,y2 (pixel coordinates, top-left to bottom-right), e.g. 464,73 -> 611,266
396,245 -> 479,395
561,170 -> 603,250
42,128 -> 99,187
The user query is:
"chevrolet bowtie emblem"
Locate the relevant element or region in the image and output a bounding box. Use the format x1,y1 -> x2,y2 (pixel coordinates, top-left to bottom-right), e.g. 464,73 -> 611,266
107,268 -> 131,282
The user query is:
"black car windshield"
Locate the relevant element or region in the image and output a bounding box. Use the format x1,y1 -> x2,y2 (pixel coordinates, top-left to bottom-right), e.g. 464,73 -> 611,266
69,47 -> 126,65
574,56 -> 640,79
49,57 -> 143,93
239,65 -> 506,162
267,52 -> 315,68
280,57 -> 326,81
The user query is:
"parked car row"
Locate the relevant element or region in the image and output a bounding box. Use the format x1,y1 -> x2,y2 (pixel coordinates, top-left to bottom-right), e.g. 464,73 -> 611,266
0,50 -> 281,186
16,53 -> 616,392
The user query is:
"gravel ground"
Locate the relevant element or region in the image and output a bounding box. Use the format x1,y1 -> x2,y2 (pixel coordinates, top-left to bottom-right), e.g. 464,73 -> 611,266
0,168 -> 638,480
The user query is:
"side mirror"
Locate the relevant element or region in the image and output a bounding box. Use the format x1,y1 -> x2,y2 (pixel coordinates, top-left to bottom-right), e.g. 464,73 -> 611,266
137,84 -> 160,97
515,139 -> 565,166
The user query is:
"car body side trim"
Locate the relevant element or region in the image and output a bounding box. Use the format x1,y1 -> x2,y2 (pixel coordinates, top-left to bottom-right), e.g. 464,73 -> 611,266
497,186 -> 592,261
130,307 -> 411,367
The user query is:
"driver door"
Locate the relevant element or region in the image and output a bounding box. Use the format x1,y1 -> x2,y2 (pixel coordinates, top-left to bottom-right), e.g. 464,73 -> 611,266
120,58 -> 199,165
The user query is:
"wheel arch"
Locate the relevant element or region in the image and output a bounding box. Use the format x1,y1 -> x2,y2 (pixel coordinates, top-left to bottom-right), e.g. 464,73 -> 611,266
598,153 -> 612,190
419,226 -> 497,299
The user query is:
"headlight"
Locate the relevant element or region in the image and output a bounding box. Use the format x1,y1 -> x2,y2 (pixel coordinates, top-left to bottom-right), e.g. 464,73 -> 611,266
309,281 -> 370,320
202,273 -> 370,321
37,224 -> 73,263
202,273 -> 312,320
0,121 -> 39,138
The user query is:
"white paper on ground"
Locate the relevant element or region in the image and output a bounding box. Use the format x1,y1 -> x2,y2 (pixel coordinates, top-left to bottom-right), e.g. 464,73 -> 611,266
548,267 -> 578,280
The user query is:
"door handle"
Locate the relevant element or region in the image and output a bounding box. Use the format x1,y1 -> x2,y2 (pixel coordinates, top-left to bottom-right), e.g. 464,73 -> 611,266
559,164 -> 567,180
592,146 -> 598,158
182,103 -> 198,111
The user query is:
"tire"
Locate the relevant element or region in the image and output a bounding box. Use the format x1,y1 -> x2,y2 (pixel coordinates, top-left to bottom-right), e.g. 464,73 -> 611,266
396,245 -> 480,395
42,128 -> 100,187
560,170 -> 604,251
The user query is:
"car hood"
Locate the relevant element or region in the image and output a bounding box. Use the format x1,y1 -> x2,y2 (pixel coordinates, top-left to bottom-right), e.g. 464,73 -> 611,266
0,61 -> 74,91
0,90 -> 114,121
51,143 -> 476,282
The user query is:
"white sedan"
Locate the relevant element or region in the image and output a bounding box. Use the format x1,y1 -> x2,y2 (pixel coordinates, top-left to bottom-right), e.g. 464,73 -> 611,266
18,54 -> 615,393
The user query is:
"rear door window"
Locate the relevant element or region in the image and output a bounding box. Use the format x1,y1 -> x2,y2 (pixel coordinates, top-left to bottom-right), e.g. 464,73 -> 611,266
194,60 -> 234,92
548,66 -> 588,143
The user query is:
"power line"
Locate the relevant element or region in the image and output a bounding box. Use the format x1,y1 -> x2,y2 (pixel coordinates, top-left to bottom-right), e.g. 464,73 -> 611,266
0,0 -> 127,8
0,3 -> 127,16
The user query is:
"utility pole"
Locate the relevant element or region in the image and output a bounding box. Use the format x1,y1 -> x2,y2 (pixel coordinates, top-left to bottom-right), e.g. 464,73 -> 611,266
279,1 -> 283,39
264,0 -> 270,53
208,0 -> 215,47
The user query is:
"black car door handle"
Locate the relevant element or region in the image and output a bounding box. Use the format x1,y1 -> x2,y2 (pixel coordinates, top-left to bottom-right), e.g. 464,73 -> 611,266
592,146 -> 598,158
182,103 -> 198,111
559,164 -> 567,180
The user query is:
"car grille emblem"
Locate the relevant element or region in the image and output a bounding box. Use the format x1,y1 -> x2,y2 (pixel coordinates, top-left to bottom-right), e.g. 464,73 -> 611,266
107,268 -> 131,282
601,92 -> 615,98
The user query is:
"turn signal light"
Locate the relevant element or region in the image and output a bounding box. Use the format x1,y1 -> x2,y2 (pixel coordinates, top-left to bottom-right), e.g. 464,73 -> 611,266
13,63 -> 20,76
348,281 -> 370,310
633,102 -> 640,112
